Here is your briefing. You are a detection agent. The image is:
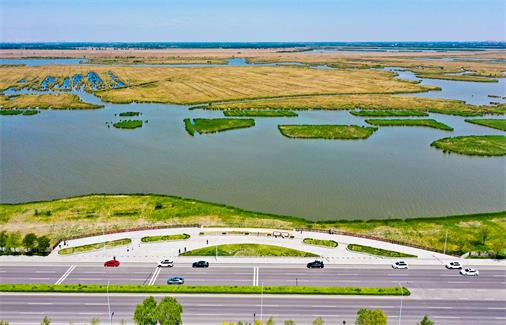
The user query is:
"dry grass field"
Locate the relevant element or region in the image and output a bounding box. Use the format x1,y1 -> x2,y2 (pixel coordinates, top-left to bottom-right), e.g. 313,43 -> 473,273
0,93 -> 102,110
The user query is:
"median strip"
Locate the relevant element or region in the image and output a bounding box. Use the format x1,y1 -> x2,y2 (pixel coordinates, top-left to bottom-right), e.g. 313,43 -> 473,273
0,284 -> 409,296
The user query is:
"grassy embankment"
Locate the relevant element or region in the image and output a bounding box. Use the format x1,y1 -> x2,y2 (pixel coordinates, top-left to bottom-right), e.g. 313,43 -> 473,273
365,119 -> 454,131
431,135 -> 506,156
0,94 -> 102,110
85,57 -> 228,65
0,109 -> 38,115
350,110 -> 428,117
58,238 -> 131,255
465,119 -> 506,131
1,195 -> 504,257
347,244 -> 416,258
141,233 -> 190,243
303,238 -> 338,248
223,110 -> 298,117
413,71 -> 498,83
278,125 -> 377,139
208,94 -> 506,117
184,118 -> 255,135
118,111 -> 140,117
181,244 -> 317,257
0,284 -> 409,296
113,120 -> 143,129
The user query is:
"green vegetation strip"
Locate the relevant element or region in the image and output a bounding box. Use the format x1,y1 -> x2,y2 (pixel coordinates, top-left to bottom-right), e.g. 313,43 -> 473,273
350,110 -> 428,117
113,120 -> 143,129
278,125 -> 377,139
303,238 -> 338,248
347,244 -> 416,258
365,119 -> 453,131
0,109 -> 38,116
58,238 -> 131,255
141,233 -> 190,243
181,243 -> 317,257
184,118 -> 255,134
465,119 -> 506,131
223,110 -> 298,117
118,111 -> 140,117
431,135 -> 506,156
0,284 -> 409,296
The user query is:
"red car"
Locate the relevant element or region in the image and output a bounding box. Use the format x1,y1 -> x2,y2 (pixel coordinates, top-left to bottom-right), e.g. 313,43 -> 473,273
104,259 -> 120,267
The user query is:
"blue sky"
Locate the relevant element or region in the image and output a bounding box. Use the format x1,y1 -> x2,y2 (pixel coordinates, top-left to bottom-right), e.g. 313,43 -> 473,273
1,0 -> 504,42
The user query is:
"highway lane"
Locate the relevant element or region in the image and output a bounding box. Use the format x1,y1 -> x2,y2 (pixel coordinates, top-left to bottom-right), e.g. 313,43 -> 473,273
1,293 -> 505,324
1,263 -> 505,290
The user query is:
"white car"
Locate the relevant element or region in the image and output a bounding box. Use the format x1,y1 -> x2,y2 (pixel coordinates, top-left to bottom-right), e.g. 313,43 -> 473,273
158,259 -> 174,268
460,268 -> 479,276
392,261 -> 408,269
446,261 -> 463,269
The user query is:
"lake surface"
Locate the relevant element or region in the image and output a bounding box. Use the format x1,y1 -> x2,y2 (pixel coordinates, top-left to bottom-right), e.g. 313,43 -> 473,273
1,60 -> 505,221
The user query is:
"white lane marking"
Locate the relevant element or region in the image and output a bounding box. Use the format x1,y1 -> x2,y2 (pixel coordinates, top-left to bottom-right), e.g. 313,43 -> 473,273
253,267 -> 256,286
256,267 -> 260,286
54,265 -> 76,285
27,302 -> 53,305
148,267 -> 161,285
488,307 -> 506,310
433,316 -> 460,319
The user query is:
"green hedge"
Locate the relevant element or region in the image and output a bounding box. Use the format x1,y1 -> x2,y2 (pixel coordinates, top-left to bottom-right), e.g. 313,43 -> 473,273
141,233 -> 190,243
58,238 -> 131,255
347,244 -> 416,258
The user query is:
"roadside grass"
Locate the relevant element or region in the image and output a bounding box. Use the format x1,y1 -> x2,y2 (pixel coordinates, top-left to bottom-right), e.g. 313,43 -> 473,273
365,119 -> 454,131
141,233 -> 190,243
223,110 -> 298,117
347,244 -> 417,258
278,125 -> 377,139
431,135 -> 506,156
186,118 -> 255,134
465,119 -> 506,131
118,111 -> 140,117
0,194 -> 504,257
350,110 -> 428,117
0,94 -> 103,110
303,238 -> 338,248
58,238 -> 131,255
181,243 -> 317,257
0,283 -> 409,296
0,109 -> 38,116
113,120 -> 143,129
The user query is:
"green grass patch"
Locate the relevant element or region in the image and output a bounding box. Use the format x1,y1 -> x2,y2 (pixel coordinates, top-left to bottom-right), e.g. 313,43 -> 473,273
350,110 -> 428,117
347,244 -> 417,258
118,111 -> 140,117
465,119 -> 506,131
181,243 -> 317,257
0,283 -> 409,296
0,109 -> 38,116
431,135 -> 506,156
58,238 -> 131,255
278,124 -> 377,139
141,233 -> 190,243
303,238 -> 338,248
365,119 -> 453,131
223,110 -> 298,117
185,118 -> 255,134
113,120 -> 143,129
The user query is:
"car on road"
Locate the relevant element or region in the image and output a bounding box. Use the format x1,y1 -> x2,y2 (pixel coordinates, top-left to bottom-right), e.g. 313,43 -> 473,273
392,261 -> 408,269
446,261 -> 463,269
158,259 -> 174,268
192,260 -> 209,268
104,259 -> 120,267
460,268 -> 479,276
167,277 -> 184,285
307,260 -> 324,268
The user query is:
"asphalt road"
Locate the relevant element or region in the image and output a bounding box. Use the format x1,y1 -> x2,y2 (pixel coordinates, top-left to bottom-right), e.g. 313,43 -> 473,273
1,262 -> 505,290
1,293 -> 505,324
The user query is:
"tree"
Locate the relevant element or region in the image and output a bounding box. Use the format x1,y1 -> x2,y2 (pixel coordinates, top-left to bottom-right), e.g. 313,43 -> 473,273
6,232 -> 21,249
40,316 -> 51,325
37,236 -> 51,253
266,317 -> 275,325
312,317 -> 324,325
155,296 -> 183,325
284,321 -> 296,325
0,321 -> 10,325
23,233 -> 38,250
90,318 -> 100,325
418,315 -> 434,325
0,231 -> 8,247
355,308 -> 388,325
133,296 -> 158,325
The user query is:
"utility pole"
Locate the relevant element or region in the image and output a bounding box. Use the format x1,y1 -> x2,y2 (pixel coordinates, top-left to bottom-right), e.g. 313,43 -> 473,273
398,282 -> 403,325
443,229 -> 448,255
260,282 -> 264,323
107,281 -> 112,325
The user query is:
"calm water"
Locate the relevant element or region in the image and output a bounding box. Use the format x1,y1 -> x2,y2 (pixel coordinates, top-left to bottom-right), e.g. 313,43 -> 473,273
0,60 -> 505,220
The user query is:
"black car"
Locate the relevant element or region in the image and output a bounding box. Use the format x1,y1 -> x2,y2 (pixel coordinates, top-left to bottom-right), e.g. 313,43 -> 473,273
192,260 -> 209,268
307,260 -> 324,268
